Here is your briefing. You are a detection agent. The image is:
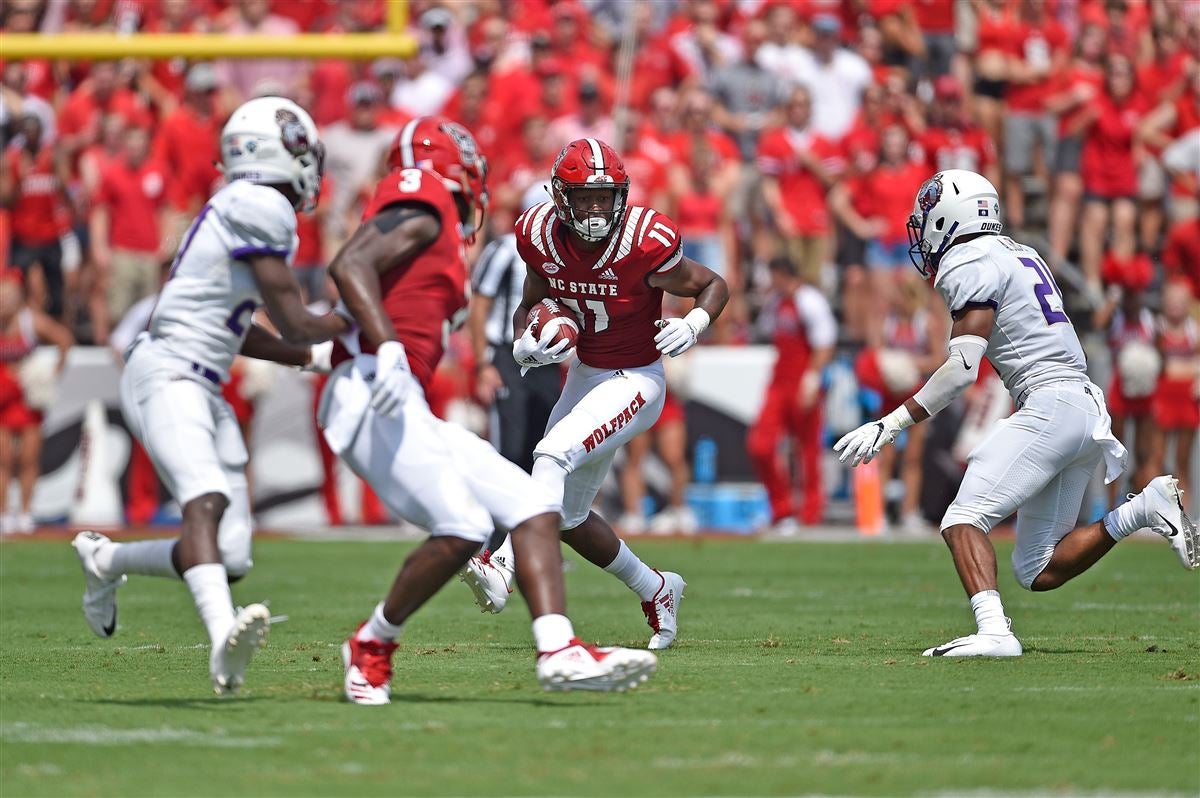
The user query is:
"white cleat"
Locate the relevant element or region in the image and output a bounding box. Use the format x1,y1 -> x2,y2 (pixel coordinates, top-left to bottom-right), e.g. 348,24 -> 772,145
71,531 -> 127,638
460,550 -> 514,614
536,638 -> 657,692
341,627 -> 398,706
211,603 -> 271,696
642,570 -> 686,650
922,620 -> 1023,657
1139,476 -> 1198,570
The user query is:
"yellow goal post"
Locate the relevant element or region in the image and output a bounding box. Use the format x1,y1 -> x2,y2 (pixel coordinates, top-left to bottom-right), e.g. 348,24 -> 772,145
0,0 -> 415,60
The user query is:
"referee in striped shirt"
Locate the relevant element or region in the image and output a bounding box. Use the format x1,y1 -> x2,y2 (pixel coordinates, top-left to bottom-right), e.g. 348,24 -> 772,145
469,227 -> 561,472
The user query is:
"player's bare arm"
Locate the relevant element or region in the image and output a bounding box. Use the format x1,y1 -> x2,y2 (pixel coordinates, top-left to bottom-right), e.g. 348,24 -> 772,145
328,202 -> 441,346
248,254 -> 351,345
647,256 -> 730,358
836,305 -> 995,466
239,323 -> 312,368
512,264 -> 551,340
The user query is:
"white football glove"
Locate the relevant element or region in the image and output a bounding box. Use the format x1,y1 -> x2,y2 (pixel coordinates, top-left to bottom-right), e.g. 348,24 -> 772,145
370,340 -> 412,418
303,340 -> 333,374
512,325 -> 573,370
834,406 -> 913,467
654,308 -> 710,358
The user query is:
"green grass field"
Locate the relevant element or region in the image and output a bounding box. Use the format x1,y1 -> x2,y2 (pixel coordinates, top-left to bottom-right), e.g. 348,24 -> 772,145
1,535 -> 1197,797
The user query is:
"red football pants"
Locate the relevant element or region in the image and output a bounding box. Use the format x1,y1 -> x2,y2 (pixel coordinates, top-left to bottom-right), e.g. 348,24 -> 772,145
747,381 -> 824,524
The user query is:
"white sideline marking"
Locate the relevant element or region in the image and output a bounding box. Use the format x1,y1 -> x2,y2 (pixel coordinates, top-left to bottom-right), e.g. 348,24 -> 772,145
1,722 -> 282,748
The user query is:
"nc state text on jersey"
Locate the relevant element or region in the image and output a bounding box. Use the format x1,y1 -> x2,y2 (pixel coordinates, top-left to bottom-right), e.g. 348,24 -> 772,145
547,277 -> 619,297
582,392 -> 647,452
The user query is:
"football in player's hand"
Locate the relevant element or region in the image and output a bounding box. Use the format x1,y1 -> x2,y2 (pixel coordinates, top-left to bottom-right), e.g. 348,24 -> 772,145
527,299 -> 579,350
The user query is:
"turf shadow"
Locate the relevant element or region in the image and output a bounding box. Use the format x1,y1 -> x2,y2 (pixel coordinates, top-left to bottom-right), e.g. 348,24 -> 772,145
92,696 -> 270,710
394,692 -> 608,709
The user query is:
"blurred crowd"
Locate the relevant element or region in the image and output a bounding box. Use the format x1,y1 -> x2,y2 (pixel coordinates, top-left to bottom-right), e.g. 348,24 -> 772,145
0,0 -> 1197,532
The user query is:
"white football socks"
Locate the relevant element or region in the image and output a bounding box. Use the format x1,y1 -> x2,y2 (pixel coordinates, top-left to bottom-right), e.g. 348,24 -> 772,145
1103,494 -> 1144,541
97,539 -> 179,579
532,613 -> 575,653
182,563 -> 236,647
969,589 -> 1009,635
491,533 -> 515,569
357,602 -> 404,643
604,541 -> 662,601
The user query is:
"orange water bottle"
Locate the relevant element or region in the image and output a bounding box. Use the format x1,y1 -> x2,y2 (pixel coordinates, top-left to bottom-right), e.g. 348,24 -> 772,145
853,459 -> 885,536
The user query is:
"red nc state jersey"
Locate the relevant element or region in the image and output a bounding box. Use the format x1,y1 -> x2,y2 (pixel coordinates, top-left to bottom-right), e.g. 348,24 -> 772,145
332,167 -> 469,392
514,202 -> 683,369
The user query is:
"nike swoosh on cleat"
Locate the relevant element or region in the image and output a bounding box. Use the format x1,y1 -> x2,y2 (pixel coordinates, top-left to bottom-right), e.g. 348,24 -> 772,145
930,642 -> 971,656
102,616 -> 115,636
1156,512 -> 1179,538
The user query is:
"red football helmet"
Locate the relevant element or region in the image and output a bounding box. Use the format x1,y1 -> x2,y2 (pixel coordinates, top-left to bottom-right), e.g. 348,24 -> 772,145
550,138 -> 630,243
388,116 -> 489,241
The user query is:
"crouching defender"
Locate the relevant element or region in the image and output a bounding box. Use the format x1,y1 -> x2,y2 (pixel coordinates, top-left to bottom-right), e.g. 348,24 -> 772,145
72,98 -> 350,693
322,118 -> 657,704
836,169 -> 1197,657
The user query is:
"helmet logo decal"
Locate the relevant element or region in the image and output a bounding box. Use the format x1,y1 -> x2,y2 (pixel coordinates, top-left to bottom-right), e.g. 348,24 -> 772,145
275,108 -> 312,158
917,175 -> 943,216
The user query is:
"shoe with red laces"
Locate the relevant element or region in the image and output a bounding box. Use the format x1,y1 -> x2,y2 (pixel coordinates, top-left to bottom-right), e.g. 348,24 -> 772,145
460,548 -> 514,614
641,570 -> 686,650
536,638 -> 657,692
341,624 -> 399,706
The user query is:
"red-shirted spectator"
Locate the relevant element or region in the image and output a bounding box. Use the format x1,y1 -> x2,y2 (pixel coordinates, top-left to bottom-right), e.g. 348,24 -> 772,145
144,0 -> 213,101
628,5 -> 695,112
912,0 -> 957,77
1162,218 -> 1200,297
665,89 -> 740,181
489,115 -> 557,234
152,63 -> 221,221
1045,22 -> 1108,262
971,0 -> 1019,148
747,257 -> 837,532
832,123 -> 925,340
1076,54 -> 1150,292
0,273 -> 73,535
441,72 -> 496,154
759,86 -> 843,282
916,76 -> 998,184
0,114 -> 71,319
90,125 -> 168,344
57,62 -> 148,159
1003,0 -> 1069,231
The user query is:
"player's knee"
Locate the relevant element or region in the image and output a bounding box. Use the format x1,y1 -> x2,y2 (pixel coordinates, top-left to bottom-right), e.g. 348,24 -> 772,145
431,535 -> 481,566
1016,558 -> 1054,591
219,540 -> 253,580
559,509 -> 589,533
183,492 -> 229,523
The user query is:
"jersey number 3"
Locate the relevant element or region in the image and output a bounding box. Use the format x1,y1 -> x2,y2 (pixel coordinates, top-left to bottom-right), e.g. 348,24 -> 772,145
1019,257 -> 1069,326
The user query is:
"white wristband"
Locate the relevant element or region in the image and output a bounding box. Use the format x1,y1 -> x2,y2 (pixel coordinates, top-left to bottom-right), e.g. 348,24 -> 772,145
684,308 -> 711,334
884,404 -> 915,432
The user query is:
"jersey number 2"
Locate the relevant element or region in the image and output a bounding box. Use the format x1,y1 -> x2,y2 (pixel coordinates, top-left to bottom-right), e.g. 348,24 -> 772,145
558,298 -> 610,333
1019,257 -> 1069,326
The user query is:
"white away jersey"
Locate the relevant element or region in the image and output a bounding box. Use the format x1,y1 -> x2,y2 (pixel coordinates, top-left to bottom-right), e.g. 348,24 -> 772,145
934,235 -> 1087,403
148,180 -> 297,382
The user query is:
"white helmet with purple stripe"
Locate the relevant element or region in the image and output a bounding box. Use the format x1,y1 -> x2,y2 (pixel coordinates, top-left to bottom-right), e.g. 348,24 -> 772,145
220,96 -> 324,212
906,169 -> 1002,277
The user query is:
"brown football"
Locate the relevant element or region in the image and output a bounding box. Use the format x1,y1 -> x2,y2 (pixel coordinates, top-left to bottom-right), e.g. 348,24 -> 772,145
526,298 -> 579,349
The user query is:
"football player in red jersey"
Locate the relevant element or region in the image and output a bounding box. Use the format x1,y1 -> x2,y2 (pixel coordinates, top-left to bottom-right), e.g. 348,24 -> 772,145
465,138 -> 729,650
322,119 -> 658,705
